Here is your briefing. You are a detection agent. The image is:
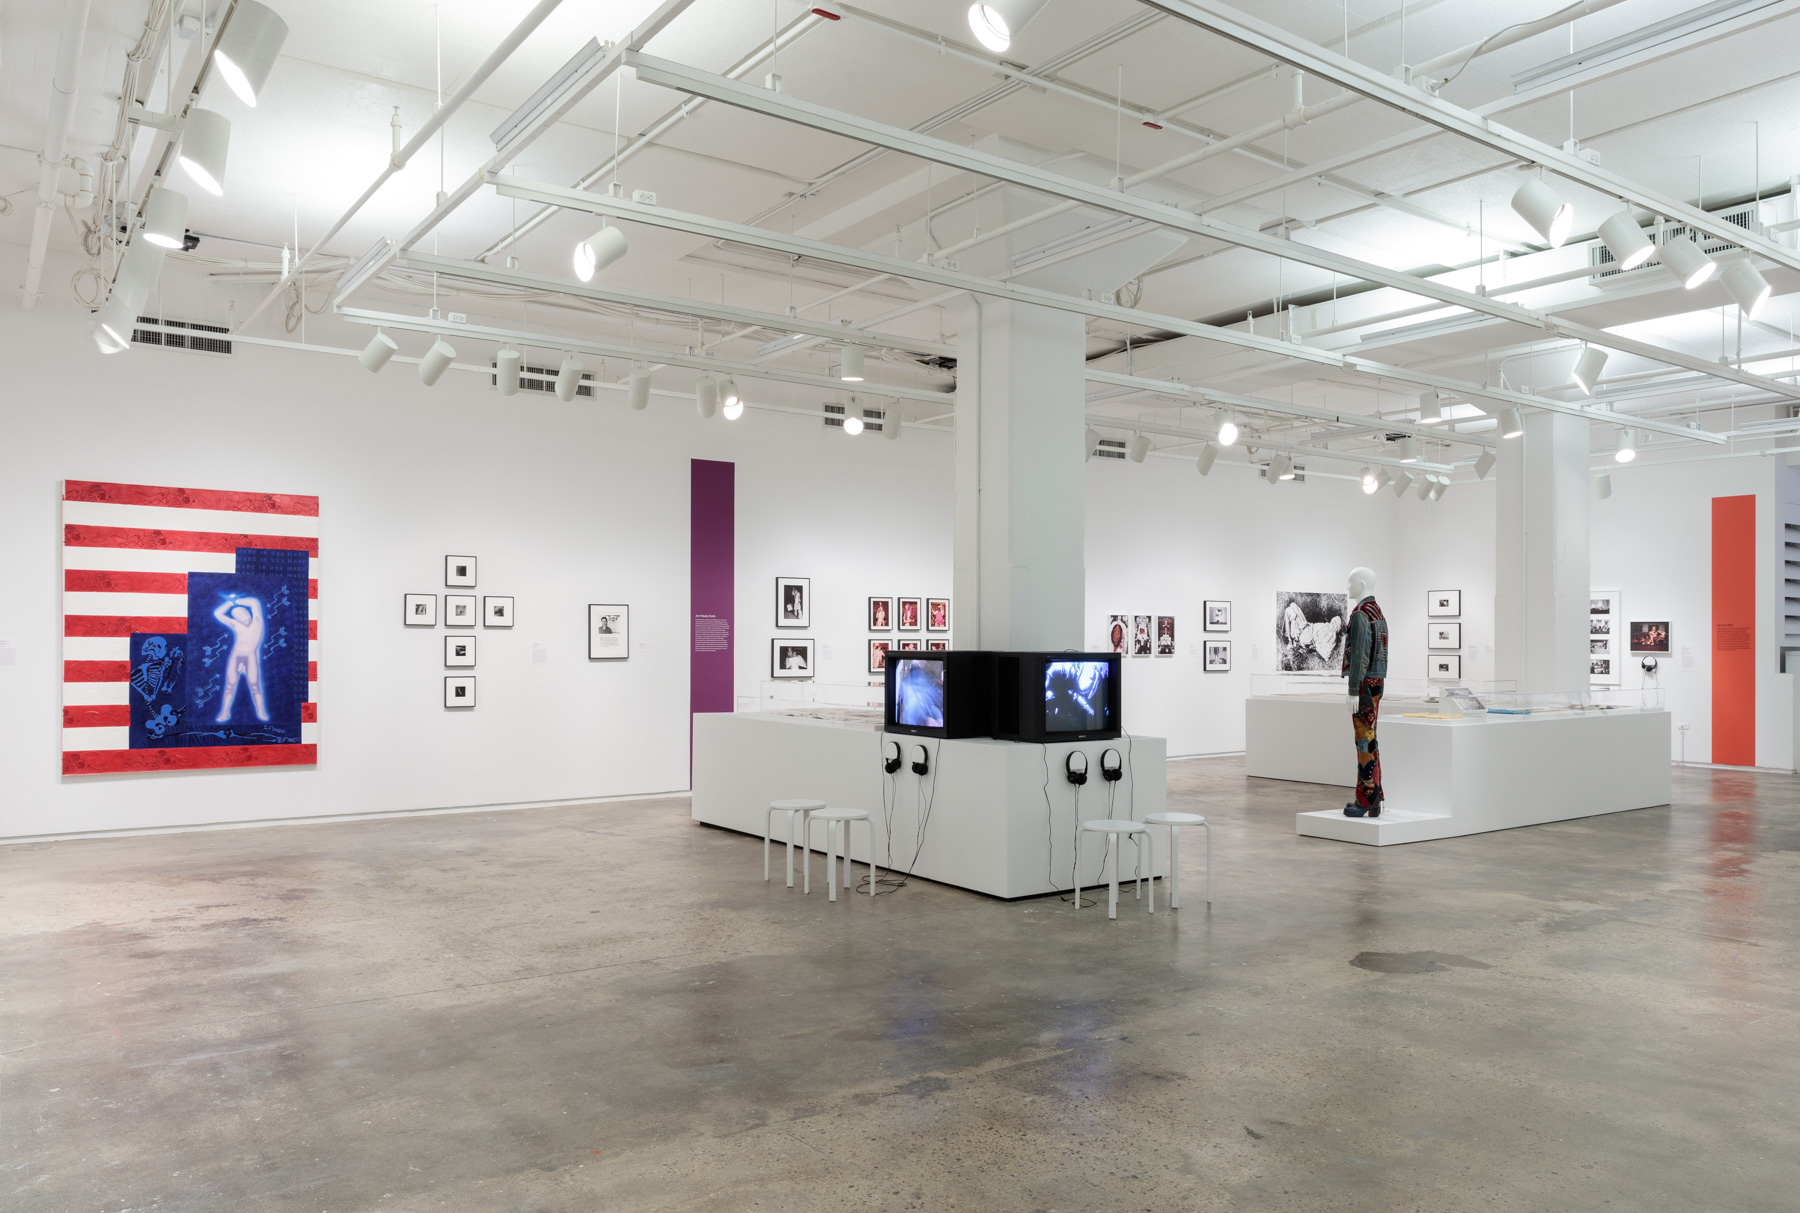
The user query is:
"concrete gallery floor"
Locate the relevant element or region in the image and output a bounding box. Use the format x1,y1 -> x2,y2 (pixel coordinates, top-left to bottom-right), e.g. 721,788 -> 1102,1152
5,760 -> 1796,1212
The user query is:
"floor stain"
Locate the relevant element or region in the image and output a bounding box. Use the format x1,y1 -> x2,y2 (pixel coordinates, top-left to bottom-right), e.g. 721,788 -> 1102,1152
1350,950 -> 1493,974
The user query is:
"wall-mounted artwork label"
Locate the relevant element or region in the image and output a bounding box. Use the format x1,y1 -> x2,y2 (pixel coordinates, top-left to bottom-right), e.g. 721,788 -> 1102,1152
1108,614 -> 1128,654
1275,591 -> 1348,673
1204,600 -> 1231,632
772,638 -> 814,679
445,555 -> 477,588
1427,589 -> 1461,617
1156,615 -> 1176,656
61,480 -> 318,776
1629,621 -> 1670,654
590,605 -> 630,660
404,594 -> 437,626
776,577 -> 810,628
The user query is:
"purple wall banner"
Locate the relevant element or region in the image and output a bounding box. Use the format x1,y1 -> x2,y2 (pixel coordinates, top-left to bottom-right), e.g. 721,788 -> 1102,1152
690,459 -> 735,779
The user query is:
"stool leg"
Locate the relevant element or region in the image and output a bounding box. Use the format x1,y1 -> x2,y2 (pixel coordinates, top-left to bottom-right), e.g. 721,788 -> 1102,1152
1203,820 -> 1212,906
1168,826 -> 1181,910
1143,830 -> 1155,914
843,819 -> 854,891
1107,835 -> 1119,920
785,810 -> 797,889
1075,831 -> 1083,909
826,819 -> 838,903
802,813 -> 812,895
765,809 -> 773,882
864,820 -> 876,897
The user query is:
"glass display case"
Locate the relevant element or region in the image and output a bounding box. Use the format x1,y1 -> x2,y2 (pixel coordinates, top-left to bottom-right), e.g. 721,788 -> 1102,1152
742,678 -> 884,724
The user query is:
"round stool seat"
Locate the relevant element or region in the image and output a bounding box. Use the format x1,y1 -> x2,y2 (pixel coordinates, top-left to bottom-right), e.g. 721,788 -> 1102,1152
808,810 -> 876,901
771,798 -> 826,811
1076,819 -> 1153,918
765,800 -> 829,890
1144,811 -> 1205,825
1082,818 -> 1147,833
812,808 -> 870,821
1142,812 -> 1212,910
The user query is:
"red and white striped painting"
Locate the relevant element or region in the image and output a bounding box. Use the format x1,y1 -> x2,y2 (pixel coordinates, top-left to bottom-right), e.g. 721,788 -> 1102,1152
61,480 -> 319,776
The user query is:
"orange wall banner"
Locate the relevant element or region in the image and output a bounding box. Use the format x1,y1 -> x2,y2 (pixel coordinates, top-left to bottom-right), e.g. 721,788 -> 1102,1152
1711,495 -> 1756,765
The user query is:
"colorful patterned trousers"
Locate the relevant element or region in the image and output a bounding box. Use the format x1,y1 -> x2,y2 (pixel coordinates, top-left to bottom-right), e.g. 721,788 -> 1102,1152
1353,678 -> 1384,809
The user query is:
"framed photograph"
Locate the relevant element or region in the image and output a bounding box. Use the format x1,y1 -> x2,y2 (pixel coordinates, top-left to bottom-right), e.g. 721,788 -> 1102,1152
1132,614 -> 1152,657
772,637 -> 814,679
926,598 -> 950,632
776,577 -> 810,628
1203,639 -> 1232,672
868,638 -> 891,674
444,594 -> 477,627
1204,600 -> 1231,632
1428,622 -> 1462,649
483,596 -> 515,628
1276,590 -> 1349,672
868,596 -> 893,632
444,635 -> 476,668
588,604 -> 629,659
898,639 -> 921,651
1427,589 -> 1461,617
897,596 -> 922,632
444,675 -> 477,708
1427,653 -> 1462,681
1156,615 -> 1176,657
926,640 -> 948,651
445,555 -> 477,588
404,593 -> 438,627
1108,614 -> 1129,654
1589,589 -> 1622,686
1630,621 -> 1671,654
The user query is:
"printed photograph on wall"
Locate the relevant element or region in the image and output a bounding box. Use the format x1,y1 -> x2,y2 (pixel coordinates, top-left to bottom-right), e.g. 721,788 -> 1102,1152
445,594 -> 476,627
776,577 -> 810,628
898,639 -> 921,651
1132,615 -> 1152,656
897,597 -> 922,632
1204,640 -> 1232,672
1156,615 -> 1175,656
772,638 -> 814,679
1630,621 -> 1670,653
1428,654 -> 1463,681
867,638 -> 890,674
927,598 -> 950,632
62,480 -> 319,776
868,596 -> 892,632
445,635 -> 476,668
1204,600 -> 1231,632
483,596 -> 515,628
1108,615 -> 1128,654
1429,622 -> 1462,649
1275,591 -> 1348,673
1590,589 -> 1622,686
445,555 -> 477,588
444,675 -> 476,708
588,604 -> 629,659
404,594 -> 437,627
1427,589 -> 1461,617
927,640 -> 948,651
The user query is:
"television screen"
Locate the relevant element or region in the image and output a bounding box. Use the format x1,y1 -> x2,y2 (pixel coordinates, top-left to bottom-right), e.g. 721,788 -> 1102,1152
1044,659 -> 1110,734
893,657 -> 947,729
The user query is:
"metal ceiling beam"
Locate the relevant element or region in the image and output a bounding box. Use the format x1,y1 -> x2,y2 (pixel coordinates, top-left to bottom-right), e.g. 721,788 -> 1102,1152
1088,414 -> 1459,475
391,252 -> 954,359
1138,0 -> 1800,278
335,308 -> 954,405
620,50 -> 1791,409
488,172 -> 1723,444
1085,368 -> 1495,448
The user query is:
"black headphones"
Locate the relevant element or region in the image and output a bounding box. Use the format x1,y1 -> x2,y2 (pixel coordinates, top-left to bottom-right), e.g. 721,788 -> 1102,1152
1100,748 -> 1123,783
1065,751 -> 1088,785
911,743 -> 931,776
883,740 -> 903,774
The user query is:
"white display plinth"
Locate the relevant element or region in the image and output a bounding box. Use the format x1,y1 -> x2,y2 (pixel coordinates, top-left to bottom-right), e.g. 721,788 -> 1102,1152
1245,694 -> 1354,786
1295,708 -> 1672,845
692,712 -> 1167,899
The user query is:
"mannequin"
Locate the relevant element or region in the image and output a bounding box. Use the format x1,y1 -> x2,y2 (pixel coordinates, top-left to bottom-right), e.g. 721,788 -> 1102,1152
1341,566 -> 1389,817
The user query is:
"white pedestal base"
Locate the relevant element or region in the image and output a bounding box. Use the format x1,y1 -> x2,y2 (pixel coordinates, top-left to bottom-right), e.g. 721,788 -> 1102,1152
1245,695 -> 1354,786
692,713 -> 1166,898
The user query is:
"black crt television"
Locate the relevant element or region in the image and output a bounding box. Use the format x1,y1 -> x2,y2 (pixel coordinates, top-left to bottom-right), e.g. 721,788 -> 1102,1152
883,651 -> 996,738
994,652 -> 1122,742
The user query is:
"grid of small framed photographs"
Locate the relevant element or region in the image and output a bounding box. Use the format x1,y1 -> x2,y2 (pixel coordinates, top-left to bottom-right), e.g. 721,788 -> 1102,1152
402,557 -> 564,709
1426,589 -> 1462,683
867,594 -> 949,673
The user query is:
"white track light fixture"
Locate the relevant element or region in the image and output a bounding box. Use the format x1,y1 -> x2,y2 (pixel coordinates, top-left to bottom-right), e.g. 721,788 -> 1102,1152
1498,407 -> 1525,438
1360,466 -> 1378,494
1659,234 -> 1717,289
140,187 -> 189,249
1216,409 -> 1238,447
1614,428 -> 1637,463
178,108 -> 230,196
1084,426 -> 1101,461
418,339 -> 456,387
1267,452 -> 1292,482
1571,346 -> 1609,395
1374,467 -> 1393,492
720,378 -> 744,420
843,411 -> 864,436
884,403 -> 902,441
1397,435 -> 1420,463
967,0 -> 1051,52
1390,470 -> 1413,497
1416,475 -> 1434,500
1510,179 -> 1573,248
555,354 -> 583,402
359,331 -> 399,373
1721,259 -> 1772,319
1430,477 -> 1448,502
1127,434 -> 1150,463
92,278 -> 147,352
1196,442 -> 1219,475
495,348 -> 521,396
628,364 -> 651,410
213,1 -> 289,107
1474,449 -> 1497,480
1418,391 -> 1444,425
695,374 -> 719,418
1596,471 -> 1613,499
573,226 -> 627,282
1597,211 -> 1655,271
840,345 -> 865,382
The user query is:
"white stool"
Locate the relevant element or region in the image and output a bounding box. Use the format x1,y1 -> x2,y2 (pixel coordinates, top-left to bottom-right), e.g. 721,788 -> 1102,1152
808,809 -> 875,902
1143,812 -> 1210,908
765,799 -> 826,890
1076,819 -> 1155,919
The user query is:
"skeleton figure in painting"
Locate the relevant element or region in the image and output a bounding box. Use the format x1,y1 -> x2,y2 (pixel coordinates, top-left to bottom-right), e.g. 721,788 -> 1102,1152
1340,567 -> 1389,817
129,636 -> 183,703
212,595 -> 270,723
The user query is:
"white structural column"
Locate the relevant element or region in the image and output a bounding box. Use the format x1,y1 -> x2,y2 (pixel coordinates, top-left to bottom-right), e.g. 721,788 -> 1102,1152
952,299 -> 1087,651
1494,411 -> 1591,692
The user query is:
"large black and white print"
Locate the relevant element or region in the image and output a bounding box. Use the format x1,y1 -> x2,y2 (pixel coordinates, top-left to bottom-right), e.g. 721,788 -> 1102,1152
1275,590 -> 1348,672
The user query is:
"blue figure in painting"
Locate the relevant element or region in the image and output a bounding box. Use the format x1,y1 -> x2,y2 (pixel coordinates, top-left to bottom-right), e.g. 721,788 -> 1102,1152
127,631 -> 189,749
129,635 -> 183,703
212,594 -> 270,723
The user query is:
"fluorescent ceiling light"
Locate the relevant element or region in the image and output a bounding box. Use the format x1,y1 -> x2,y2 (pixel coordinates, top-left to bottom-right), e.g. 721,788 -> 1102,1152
1571,346 -> 1609,395
492,38 -> 606,150
1659,235 -> 1717,289
1511,179 -> 1573,248
967,0 -> 1051,53
140,187 -> 188,249
213,0 -> 289,107
178,109 -> 230,196
1597,212 -> 1655,271
1721,259 -> 1772,318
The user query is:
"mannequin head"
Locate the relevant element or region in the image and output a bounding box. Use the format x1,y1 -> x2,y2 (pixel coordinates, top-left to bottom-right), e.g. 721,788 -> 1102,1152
1347,567 -> 1376,603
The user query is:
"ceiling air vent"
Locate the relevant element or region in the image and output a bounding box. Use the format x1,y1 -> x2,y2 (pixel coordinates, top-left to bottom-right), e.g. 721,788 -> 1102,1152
1094,438 -> 1128,460
823,402 -> 883,431
494,361 -> 594,398
1589,202 -> 1755,286
131,315 -> 233,355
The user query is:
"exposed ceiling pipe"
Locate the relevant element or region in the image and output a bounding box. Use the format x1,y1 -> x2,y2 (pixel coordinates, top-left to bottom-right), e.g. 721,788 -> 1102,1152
1408,0 -> 1632,83
21,0 -> 94,309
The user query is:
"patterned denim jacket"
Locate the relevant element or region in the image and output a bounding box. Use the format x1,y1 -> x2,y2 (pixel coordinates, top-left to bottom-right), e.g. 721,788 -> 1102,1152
1343,598 -> 1389,686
